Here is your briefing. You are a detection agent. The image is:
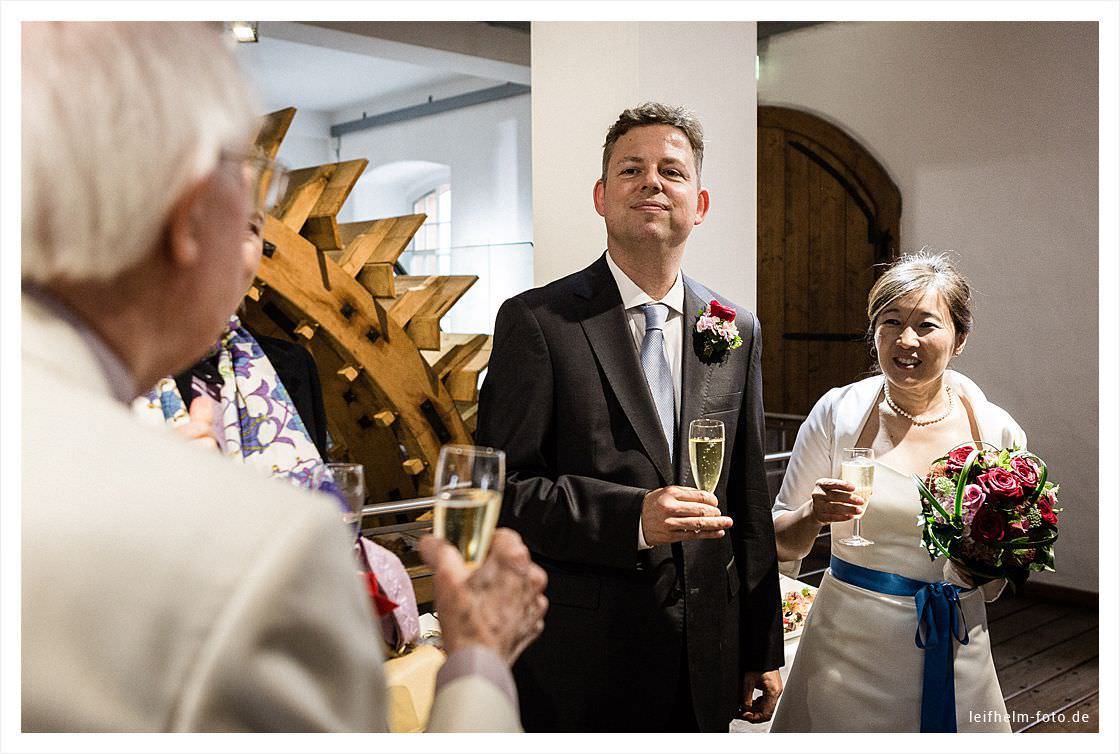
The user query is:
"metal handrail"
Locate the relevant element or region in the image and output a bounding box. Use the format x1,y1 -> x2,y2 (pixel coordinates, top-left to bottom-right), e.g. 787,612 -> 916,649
359,497 -> 436,518
764,412 -> 808,422
764,413 -> 805,458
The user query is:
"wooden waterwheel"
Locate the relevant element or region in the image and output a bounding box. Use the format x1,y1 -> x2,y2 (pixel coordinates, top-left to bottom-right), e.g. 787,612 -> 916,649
242,108 -> 492,518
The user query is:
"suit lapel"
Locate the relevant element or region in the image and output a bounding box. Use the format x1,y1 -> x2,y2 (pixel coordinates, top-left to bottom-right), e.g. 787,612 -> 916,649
577,256 -> 674,483
675,283 -> 714,483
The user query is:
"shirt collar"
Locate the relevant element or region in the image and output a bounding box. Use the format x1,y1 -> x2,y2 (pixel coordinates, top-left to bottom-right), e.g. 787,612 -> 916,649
22,283 -> 138,404
604,250 -> 685,315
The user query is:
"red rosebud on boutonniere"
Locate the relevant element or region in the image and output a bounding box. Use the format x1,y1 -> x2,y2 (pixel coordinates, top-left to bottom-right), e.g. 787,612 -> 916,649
708,299 -> 737,322
694,299 -> 743,363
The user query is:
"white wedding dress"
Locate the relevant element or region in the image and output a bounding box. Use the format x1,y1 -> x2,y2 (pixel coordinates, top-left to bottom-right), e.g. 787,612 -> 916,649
769,460 -> 1011,732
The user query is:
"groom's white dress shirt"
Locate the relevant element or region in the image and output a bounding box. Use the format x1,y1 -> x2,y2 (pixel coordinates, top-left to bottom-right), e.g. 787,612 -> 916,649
605,250 -> 687,551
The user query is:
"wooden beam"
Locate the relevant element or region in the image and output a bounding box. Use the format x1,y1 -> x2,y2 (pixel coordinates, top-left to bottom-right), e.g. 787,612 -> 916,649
275,170 -> 329,232
254,107 -> 296,160
338,214 -> 426,278
386,275 -> 478,328
445,344 -> 491,403
307,159 -> 369,220
428,334 -> 490,380
355,263 -> 396,297
406,316 -> 442,351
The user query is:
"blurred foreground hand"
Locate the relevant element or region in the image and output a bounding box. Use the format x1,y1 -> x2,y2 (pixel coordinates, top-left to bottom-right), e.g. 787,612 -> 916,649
178,396 -> 221,451
419,528 -> 548,664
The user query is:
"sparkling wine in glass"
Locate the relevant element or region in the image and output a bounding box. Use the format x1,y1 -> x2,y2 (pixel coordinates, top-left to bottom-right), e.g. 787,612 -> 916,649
838,447 -> 875,547
689,418 -> 725,494
433,445 -> 505,566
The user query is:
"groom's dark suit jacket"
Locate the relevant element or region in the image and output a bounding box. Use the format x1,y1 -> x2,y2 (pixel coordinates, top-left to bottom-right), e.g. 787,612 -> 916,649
476,254 -> 783,732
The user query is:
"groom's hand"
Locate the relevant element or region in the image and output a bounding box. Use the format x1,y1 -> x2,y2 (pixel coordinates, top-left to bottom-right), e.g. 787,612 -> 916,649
738,669 -> 783,724
640,486 -> 733,545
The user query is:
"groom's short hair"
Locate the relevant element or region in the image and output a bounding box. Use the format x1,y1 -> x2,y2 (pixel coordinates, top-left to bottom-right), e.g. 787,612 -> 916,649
601,102 -> 705,183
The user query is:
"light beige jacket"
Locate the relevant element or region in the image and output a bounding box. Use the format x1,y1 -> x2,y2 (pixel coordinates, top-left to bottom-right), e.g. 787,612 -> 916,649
21,294 -> 519,732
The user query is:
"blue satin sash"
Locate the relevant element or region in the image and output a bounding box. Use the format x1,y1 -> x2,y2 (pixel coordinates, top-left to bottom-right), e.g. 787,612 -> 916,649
829,556 -> 970,732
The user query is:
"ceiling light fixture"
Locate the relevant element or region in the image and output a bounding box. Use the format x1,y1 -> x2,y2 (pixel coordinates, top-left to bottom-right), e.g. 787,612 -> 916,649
230,22 -> 259,43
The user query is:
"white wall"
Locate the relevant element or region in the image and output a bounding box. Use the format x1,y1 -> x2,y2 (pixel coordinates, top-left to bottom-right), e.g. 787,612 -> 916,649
531,22 -> 758,310
346,161 -> 450,223
760,22 -> 1099,591
334,93 -> 533,333
274,108 -> 333,170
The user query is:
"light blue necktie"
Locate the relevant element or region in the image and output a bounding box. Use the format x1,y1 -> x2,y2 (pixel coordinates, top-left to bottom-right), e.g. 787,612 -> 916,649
639,302 -> 676,463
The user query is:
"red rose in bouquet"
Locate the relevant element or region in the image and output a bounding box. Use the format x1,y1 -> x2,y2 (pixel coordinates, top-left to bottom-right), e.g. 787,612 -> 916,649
946,446 -> 974,472
915,443 -> 1060,591
1010,456 -> 1041,489
970,506 -> 1007,543
1037,491 -> 1059,525
977,467 -> 1023,498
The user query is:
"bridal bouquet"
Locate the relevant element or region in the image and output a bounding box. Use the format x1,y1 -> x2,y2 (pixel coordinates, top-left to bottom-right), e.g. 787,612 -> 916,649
914,444 -> 1060,590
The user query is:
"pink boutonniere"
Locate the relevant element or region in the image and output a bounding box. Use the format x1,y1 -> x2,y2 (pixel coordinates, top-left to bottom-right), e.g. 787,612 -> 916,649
695,299 -> 743,362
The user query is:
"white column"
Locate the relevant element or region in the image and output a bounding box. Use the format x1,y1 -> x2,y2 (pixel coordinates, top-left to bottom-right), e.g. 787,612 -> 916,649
531,22 -> 758,309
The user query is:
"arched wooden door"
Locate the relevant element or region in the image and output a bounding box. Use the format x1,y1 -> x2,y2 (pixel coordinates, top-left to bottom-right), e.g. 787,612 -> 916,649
757,106 -> 902,416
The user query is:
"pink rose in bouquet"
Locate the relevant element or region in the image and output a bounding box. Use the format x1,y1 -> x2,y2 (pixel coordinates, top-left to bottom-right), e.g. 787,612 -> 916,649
915,443 -> 1060,591
960,483 -> 986,525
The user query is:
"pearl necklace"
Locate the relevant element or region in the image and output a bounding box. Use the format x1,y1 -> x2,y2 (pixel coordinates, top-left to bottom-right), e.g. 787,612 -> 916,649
883,382 -> 954,427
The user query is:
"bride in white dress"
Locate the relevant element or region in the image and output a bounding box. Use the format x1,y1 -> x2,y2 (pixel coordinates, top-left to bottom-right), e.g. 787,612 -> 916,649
769,253 -> 1024,733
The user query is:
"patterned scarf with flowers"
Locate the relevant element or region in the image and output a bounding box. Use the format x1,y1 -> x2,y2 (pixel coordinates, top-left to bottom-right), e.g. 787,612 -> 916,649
133,316 -> 327,489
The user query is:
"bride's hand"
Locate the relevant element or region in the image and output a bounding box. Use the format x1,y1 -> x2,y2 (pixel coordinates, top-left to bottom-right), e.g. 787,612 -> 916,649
809,479 -> 865,525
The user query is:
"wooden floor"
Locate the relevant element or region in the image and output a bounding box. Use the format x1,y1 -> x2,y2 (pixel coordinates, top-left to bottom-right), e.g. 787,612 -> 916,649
798,538 -> 1099,733
986,590 -> 1099,732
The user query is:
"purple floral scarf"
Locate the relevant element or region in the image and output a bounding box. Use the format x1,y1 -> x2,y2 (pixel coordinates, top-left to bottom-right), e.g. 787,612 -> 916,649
134,316 -> 327,489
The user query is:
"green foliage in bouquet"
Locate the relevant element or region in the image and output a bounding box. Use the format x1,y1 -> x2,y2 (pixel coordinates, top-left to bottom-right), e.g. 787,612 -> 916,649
913,442 -> 1060,592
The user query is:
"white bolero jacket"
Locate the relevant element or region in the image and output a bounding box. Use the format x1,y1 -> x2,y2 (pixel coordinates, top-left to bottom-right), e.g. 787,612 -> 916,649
772,370 -> 1027,595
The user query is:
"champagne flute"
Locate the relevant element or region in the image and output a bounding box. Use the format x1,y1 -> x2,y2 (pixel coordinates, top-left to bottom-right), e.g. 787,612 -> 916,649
688,418 -> 725,494
837,447 -> 875,547
315,462 -> 366,540
432,445 -> 505,566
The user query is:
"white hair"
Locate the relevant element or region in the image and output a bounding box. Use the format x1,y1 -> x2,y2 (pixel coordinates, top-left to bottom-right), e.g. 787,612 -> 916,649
22,22 -> 259,283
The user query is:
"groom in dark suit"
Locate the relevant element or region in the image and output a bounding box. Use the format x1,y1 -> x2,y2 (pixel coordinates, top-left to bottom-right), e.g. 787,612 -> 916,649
476,103 -> 783,732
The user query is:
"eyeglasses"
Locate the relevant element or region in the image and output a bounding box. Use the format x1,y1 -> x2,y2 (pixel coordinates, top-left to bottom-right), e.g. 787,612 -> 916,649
220,149 -> 290,213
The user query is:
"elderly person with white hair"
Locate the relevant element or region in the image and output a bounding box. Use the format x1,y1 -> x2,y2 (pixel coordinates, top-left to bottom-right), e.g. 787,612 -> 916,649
768,252 -> 1024,733
21,22 -> 546,732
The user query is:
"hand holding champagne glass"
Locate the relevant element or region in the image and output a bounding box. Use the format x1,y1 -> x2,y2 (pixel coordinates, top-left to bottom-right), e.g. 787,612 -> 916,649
433,445 -> 505,566
837,447 -> 875,546
689,418 -> 725,493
